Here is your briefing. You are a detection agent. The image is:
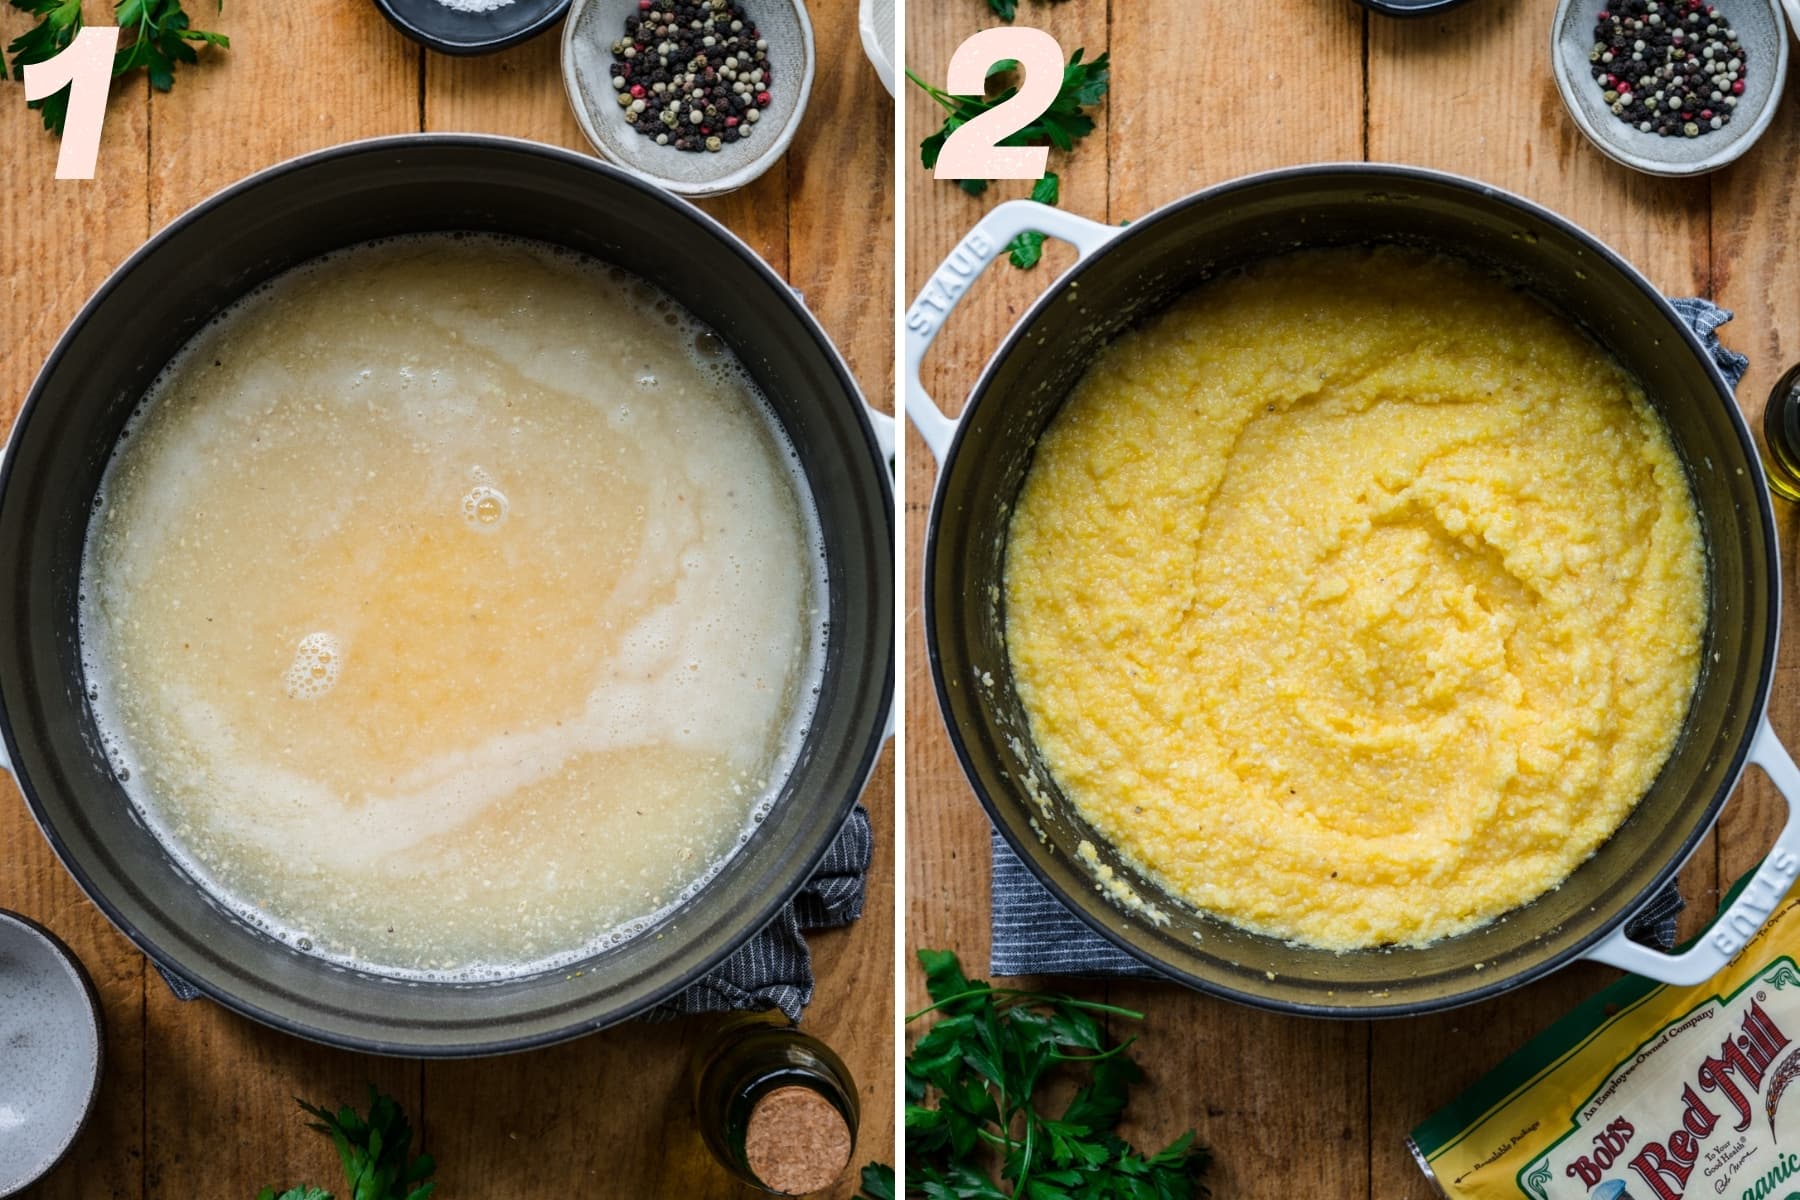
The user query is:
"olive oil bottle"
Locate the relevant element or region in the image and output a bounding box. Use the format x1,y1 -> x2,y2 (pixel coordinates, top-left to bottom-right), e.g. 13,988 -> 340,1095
1762,363 -> 1800,503
691,1014 -> 860,1196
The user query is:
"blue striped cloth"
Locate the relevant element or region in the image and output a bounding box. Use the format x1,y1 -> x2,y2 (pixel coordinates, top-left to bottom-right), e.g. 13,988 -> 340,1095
991,298 -> 1748,980
650,803 -> 872,1021
991,827 -> 1685,977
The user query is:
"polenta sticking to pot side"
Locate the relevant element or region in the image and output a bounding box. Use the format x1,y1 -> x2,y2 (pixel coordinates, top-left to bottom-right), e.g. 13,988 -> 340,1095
1004,246 -> 1706,951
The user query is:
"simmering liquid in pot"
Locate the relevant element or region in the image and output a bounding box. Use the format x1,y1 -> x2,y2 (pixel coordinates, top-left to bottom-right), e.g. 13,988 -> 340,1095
79,235 -> 824,979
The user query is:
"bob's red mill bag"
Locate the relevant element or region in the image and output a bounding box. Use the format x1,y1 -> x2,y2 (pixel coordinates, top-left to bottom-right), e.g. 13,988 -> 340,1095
1410,893 -> 1800,1200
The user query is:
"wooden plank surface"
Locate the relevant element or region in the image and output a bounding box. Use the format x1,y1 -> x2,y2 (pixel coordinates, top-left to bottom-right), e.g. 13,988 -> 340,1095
0,8 -> 151,1196
904,1 -> 1789,1195
1,3 -> 893,1197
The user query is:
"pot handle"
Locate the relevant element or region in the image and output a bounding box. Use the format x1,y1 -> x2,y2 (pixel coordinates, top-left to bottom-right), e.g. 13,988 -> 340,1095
866,404 -> 895,469
904,201 -> 1124,462
1584,717 -> 1800,985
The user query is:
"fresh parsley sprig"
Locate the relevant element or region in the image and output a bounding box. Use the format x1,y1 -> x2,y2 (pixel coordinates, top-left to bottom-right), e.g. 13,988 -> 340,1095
255,1086 -> 436,1200
909,49 -> 1107,272
876,949 -> 1210,1200
5,0 -> 227,135
859,1162 -> 897,1200
908,49 -> 1109,199
3,0 -> 82,89
1008,172 -> 1059,269
985,0 -> 1066,21
115,0 -> 228,91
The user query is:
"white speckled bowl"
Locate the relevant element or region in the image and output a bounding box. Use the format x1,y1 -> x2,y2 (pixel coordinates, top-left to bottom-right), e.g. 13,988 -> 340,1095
0,911 -> 101,1195
1551,0 -> 1789,176
562,0 -> 814,198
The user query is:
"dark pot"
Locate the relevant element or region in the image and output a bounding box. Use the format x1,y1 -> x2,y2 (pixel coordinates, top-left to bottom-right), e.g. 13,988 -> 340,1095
0,134 -> 893,1055
905,163 -> 1800,1016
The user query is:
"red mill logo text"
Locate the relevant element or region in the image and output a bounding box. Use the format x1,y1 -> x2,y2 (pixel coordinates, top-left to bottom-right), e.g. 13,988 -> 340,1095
1564,1000 -> 1790,1199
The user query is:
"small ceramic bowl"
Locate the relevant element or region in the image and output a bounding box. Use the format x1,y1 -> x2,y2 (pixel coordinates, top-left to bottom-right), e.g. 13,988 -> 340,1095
371,0 -> 572,55
562,0 -> 815,198
1551,0 -> 1789,176
0,910 -> 102,1195
860,0 -> 894,95
1353,0 -> 1478,15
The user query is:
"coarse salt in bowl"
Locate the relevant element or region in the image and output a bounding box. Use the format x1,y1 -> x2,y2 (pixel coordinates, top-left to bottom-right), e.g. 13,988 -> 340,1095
0,911 -> 102,1195
562,0 -> 815,198
370,0 -> 572,55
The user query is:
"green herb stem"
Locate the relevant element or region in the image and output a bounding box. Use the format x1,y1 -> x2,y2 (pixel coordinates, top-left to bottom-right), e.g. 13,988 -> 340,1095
905,988 -> 1145,1023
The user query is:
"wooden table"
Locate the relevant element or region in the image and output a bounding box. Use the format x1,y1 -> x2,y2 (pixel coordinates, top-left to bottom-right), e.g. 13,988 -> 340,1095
905,1 -> 1800,1195
0,3 -> 892,1196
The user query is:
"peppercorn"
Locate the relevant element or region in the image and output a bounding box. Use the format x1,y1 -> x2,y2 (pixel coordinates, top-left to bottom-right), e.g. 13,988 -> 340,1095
1590,0 -> 1746,138
609,0 -> 773,153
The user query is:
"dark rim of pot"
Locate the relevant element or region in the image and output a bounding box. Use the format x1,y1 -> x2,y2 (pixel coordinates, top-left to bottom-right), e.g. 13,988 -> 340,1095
922,160 -> 1780,1018
369,0 -> 572,56
0,133 -> 894,1056
1352,0 -> 1478,16
0,908 -> 103,1189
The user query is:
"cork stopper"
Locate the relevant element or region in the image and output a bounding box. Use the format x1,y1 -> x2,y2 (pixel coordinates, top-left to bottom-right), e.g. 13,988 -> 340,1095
743,1085 -> 853,1196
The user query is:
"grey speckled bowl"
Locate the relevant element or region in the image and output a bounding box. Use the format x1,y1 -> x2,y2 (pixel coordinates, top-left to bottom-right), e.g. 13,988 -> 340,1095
0,911 -> 101,1196
562,0 -> 814,198
1552,0 -> 1789,175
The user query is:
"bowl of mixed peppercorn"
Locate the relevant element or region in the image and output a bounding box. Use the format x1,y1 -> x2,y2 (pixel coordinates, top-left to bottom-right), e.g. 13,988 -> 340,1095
563,0 -> 815,197
1552,0 -> 1789,175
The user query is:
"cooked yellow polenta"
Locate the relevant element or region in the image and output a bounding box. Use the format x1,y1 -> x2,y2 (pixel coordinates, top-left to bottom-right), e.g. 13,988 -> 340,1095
1004,247 -> 1705,951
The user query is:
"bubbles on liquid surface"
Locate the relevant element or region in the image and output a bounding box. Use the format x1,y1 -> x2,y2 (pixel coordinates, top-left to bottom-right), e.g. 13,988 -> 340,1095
283,632 -> 342,700
461,484 -> 509,529
78,232 -> 834,983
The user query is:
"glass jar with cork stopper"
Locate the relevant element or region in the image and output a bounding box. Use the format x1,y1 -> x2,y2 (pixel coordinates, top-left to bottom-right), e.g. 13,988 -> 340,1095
691,1013 -> 861,1196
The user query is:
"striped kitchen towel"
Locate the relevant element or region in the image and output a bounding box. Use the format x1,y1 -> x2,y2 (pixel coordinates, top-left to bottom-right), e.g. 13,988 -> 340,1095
991,827 -> 1685,978
648,802 -> 873,1021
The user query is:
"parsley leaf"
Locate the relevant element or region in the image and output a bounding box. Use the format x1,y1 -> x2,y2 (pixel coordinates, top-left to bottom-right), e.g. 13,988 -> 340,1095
859,1162 -> 897,1200
5,0 -> 84,132
909,48 -> 1108,193
114,0 -> 228,93
909,50 -> 1108,266
987,0 -> 1069,22
1008,172 -> 1060,269
5,0 -> 226,135
257,1086 -> 436,1200
876,949 -> 1210,1199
